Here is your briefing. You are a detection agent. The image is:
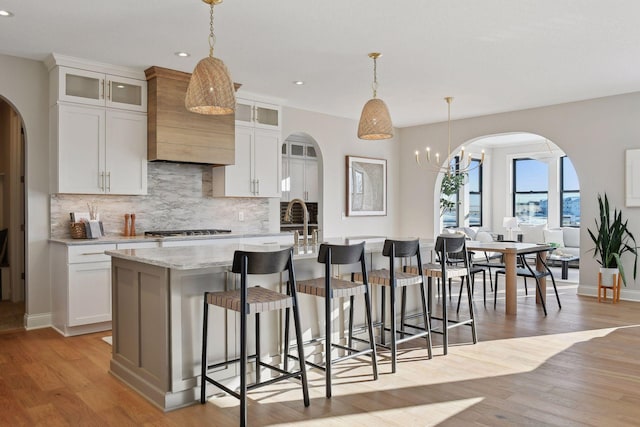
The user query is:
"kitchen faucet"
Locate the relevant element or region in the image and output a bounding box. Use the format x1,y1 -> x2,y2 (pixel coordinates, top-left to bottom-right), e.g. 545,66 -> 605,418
284,198 -> 309,246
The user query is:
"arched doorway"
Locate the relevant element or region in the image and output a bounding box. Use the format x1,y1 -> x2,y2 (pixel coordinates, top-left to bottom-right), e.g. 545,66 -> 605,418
433,132 -> 581,281
280,132 -> 323,240
0,97 -> 26,331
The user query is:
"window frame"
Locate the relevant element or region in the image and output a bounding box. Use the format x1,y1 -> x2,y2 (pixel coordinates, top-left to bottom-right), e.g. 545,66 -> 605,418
467,158 -> 483,227
560,155 -> 580,227
512,157 -> 549,224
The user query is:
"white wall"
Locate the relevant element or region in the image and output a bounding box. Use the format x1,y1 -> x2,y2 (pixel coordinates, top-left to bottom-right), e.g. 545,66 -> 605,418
399,92 -> 640,299
282,107 -> 400,239
0,54 -> 51,327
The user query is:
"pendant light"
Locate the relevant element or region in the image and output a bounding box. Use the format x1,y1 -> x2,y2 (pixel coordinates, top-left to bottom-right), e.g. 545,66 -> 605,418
185,0 -> 236,115
358,52 -> 393,140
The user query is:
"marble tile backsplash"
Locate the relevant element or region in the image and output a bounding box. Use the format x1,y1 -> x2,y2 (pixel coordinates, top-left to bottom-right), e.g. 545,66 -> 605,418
50,162 -> 270,238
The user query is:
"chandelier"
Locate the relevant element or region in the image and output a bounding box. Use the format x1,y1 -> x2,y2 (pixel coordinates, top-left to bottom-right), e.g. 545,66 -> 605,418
185,0 -> 236,115
415,97 -> 484,174
357,52 -> 393,140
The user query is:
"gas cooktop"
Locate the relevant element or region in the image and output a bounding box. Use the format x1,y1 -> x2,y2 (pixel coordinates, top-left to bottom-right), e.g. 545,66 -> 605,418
144,229 -> 232,237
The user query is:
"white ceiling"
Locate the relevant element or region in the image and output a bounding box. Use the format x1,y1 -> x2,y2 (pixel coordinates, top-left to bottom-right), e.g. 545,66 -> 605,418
2,0 -> 640,128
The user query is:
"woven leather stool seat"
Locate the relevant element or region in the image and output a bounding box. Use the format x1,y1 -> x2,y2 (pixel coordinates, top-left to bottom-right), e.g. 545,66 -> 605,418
296,277 -> 366,298
353,269 -> 423,287
207,286 -> 293,314
406,264 -> 468,279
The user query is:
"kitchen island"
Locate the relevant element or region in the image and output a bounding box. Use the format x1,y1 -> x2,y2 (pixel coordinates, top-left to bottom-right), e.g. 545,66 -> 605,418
106,237 -> 432,411
107,239 -> 358,411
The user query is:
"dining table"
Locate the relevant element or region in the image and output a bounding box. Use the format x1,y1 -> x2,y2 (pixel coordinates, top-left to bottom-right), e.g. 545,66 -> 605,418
465,241 -> 553,315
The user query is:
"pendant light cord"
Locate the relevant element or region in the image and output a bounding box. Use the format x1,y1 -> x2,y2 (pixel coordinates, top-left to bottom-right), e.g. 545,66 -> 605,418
208,2 -> 216,57
371,56 -> 378,98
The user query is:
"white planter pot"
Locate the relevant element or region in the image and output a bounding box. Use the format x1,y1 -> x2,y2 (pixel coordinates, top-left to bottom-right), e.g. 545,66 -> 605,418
600,267 -> 619,286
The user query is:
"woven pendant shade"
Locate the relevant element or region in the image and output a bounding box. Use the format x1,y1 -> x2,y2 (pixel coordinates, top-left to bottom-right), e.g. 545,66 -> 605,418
358,98 -> 393,140
185,56 -> 236,115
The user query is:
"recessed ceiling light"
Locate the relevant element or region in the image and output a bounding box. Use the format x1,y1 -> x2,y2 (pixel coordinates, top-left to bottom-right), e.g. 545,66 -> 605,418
175,52 -> 190,58
293,81 -> 305,85
0,10 -> 14,17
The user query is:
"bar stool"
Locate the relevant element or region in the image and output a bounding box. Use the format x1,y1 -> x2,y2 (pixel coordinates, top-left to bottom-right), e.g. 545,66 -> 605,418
200,247 -> 309,427
286,241 -> 378,398
418,234 -> 478,355
354,238 -> 432,374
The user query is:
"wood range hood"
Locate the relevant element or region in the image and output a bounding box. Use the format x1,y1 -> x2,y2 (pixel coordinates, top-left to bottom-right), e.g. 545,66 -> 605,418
145,66 -> 241,165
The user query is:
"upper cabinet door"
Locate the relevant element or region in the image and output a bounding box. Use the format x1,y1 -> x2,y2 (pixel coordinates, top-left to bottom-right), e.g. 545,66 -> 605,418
235,98 -> 281,131
106,75 -> 147,112
56,67 -> 147,112
56,103 -> 106,194
58,67 -> 106,108
105,110 -> 148,195
253,101 -> 280,130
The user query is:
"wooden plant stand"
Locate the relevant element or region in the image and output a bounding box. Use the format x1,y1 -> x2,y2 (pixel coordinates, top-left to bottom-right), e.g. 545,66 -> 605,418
597,271 -> 621,303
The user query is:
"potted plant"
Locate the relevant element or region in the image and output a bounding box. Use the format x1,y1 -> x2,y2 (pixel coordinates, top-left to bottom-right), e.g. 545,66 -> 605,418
587,193 -> 638,286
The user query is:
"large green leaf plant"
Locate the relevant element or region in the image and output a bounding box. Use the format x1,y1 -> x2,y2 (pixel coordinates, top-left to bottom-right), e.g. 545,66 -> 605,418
440,172 -> 466,217
587,193 -> 638,286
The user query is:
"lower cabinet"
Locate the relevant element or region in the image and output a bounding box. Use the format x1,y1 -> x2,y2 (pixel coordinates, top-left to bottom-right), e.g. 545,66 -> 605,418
68,260 -> 112,326
51,240 -> 159,336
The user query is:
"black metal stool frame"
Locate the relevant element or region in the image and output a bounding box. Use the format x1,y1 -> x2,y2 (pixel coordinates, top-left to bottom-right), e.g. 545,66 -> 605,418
200,247 -> 310,427
375,239 -> 433,373
426,235 -> 478,355
284,241 -> 378,398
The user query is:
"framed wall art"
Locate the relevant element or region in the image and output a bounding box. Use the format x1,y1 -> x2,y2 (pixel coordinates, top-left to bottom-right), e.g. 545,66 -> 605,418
346,155 -> 387,216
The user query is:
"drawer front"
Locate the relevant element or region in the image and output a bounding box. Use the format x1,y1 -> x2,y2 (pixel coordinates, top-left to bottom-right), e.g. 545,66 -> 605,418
68,244 -> 116,263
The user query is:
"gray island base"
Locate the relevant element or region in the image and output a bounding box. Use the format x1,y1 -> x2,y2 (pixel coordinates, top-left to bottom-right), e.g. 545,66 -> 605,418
106,238 -> 432,411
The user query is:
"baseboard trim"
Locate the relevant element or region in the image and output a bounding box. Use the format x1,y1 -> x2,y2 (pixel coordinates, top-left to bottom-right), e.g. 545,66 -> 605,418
24,312 -> 52,330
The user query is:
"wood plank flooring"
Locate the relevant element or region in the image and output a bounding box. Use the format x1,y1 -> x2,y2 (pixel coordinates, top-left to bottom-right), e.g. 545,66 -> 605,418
1,281 -> 640,426
0,300 -> 24,332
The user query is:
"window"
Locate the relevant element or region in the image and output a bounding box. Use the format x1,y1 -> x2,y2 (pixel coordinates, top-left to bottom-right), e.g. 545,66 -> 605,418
513,158 -> 548,224
468,159 -> 482,226
560,156 -> 580,226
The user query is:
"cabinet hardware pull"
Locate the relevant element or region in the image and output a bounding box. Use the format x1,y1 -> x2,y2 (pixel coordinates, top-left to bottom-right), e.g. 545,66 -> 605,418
81,252 -> 106,256
107,80 -> 111,100
101,79 -> 105,99
100,172 -> 105,191
107,172 -> 111,192
256,179 -> 260,195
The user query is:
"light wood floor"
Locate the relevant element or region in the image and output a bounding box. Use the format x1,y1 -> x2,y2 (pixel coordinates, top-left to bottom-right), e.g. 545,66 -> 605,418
0,300 -> 24,332
2,280 -> 639,426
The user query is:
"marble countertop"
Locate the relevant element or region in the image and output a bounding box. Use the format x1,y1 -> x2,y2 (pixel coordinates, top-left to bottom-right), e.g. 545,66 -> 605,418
106,242 -> 321,270
105,237 -> 435,270
49,231 -> 294,246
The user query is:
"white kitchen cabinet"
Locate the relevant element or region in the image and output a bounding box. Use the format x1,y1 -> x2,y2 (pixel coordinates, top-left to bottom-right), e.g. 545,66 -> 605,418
281,142 -> 318,202
51,240 -> 160,336
46,55 -> 148,195
235,98 -> 280,130
51,65 -> 147,112
51,103 -> 147,194
212,126 -> 281,197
